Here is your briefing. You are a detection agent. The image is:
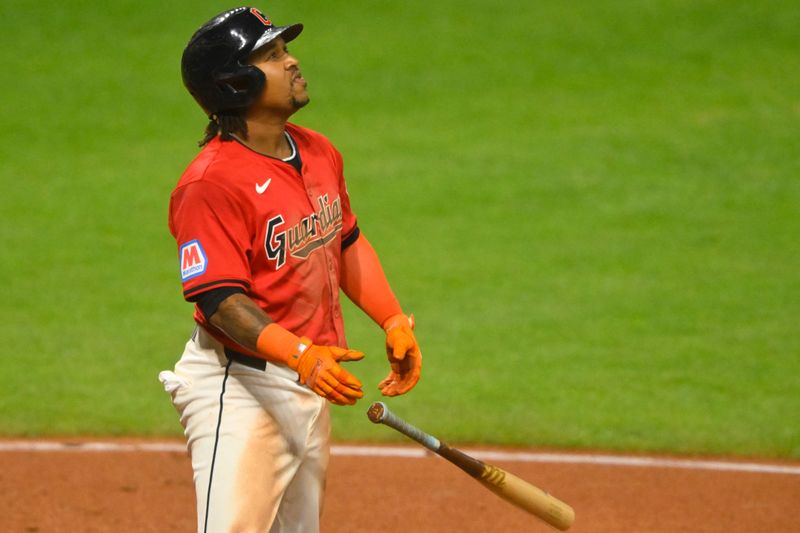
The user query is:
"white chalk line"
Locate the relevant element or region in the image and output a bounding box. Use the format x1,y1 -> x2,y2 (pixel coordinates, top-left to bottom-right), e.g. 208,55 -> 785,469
332,446 -> 800,476
1,441 -> 799,476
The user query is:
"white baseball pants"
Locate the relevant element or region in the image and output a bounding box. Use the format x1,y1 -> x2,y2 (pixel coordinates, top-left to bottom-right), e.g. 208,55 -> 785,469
160,326 -> 330,533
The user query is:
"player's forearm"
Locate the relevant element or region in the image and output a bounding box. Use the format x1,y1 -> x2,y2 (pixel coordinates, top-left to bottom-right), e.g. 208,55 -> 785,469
209,293 -> 273,352
340,234 -> 403,327
209,293 -> 314,366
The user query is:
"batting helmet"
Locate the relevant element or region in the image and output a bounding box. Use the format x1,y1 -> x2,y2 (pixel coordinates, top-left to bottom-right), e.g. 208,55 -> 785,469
181,7 -> 303,116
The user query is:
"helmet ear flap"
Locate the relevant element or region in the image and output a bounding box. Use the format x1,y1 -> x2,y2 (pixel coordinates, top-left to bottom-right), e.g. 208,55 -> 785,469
214,65 -> 266,111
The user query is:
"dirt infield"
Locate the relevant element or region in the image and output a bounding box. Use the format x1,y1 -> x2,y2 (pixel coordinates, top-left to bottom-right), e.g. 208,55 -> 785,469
2,441 -> 799,532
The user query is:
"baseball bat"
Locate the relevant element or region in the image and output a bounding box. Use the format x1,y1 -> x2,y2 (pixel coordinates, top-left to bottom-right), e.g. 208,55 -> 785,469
367,402 -> 575,531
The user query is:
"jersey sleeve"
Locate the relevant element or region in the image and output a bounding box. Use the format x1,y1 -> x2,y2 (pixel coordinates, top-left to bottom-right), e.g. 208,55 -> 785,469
332,145 -> 358,241
169,180 -> 253,301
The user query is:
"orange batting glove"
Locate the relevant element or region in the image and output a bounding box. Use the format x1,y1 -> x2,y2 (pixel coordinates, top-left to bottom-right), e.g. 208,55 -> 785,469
379,313 -> 422,396
287,338 -> 365,405
257,324 -> 365,405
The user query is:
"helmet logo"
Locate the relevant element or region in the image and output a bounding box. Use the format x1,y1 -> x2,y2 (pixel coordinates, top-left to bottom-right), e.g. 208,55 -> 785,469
250,8 -> 272,26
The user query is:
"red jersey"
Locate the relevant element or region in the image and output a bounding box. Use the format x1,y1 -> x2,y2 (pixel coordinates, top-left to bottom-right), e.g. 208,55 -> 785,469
169,123 -> 357,354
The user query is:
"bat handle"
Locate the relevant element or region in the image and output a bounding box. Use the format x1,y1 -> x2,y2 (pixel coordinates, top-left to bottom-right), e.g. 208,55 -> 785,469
367,402 -> 441,452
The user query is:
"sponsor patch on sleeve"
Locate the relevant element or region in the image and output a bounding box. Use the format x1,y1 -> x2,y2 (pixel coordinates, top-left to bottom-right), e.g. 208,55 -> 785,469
179,239 -> 208,281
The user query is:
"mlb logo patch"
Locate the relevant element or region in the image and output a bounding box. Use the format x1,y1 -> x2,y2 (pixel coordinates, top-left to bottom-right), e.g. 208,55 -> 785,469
179,240 -> 207,281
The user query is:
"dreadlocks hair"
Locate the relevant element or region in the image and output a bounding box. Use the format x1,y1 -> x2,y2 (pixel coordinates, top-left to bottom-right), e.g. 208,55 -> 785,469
199,111 -> 248,147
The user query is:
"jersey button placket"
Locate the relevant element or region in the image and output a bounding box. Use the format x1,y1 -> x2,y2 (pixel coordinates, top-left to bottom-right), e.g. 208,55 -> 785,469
322,247 -> 342,333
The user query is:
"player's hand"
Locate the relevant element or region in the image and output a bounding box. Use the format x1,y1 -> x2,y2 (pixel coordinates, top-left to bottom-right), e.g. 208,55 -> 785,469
286,338 -> 365,405
379,313 -> 422,396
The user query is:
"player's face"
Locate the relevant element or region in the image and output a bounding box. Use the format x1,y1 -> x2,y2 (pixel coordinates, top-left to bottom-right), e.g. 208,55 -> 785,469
247,37 -> 309,115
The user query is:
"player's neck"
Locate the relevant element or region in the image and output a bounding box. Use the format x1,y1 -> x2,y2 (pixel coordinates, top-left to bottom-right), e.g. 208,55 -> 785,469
240,117 -> 292,159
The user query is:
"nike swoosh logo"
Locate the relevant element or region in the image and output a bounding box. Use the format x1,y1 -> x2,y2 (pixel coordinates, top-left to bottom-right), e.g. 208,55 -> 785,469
255,178 -> 272,194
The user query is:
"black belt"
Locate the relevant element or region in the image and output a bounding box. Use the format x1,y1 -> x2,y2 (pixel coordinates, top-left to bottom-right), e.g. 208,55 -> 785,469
225,347 -> 267,371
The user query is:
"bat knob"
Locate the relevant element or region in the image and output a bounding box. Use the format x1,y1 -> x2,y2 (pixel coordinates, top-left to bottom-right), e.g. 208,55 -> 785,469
367,402 -> 386,423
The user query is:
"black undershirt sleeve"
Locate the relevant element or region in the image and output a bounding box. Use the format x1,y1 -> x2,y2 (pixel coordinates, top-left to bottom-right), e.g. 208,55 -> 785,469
341,226 -> 360,250
191,286 -> 247,321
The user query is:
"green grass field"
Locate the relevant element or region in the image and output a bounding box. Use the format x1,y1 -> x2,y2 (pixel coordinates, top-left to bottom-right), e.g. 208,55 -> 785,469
1,0 -> 798,458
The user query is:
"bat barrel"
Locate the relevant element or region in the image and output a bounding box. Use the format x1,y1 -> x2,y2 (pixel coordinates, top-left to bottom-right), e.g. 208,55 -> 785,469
482,467 -> 575,530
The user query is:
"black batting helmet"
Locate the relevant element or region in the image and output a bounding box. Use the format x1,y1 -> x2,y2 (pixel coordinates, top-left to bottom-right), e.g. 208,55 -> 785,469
181,7 -> 303,116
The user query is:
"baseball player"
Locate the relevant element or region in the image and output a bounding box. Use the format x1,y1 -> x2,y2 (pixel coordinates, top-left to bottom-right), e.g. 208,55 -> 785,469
158,6 -> 422,532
